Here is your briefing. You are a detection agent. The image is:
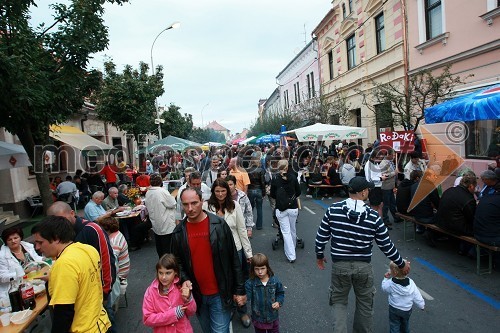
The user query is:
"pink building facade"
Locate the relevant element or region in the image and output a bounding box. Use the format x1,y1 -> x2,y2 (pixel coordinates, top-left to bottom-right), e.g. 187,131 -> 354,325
407,0 -> 500,172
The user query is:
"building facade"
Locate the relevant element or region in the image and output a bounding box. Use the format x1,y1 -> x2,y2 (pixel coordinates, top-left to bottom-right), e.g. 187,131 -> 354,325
407,0 -> 500,171
313,0 -> 406,144
276,40 -> 320,115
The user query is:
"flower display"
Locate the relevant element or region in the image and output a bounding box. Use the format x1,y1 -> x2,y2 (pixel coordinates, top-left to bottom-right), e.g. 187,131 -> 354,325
126,187 -> 141,200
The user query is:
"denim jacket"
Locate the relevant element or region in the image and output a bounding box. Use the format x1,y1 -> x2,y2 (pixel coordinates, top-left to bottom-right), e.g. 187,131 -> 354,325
245,275 -> 285,323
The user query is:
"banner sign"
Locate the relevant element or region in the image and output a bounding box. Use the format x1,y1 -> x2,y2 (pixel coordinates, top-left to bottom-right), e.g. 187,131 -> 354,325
379,131 -> 415,152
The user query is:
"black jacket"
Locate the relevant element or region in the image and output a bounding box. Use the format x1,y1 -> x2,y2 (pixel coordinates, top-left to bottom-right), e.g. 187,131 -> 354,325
170,211 -> 245,311
409,179 -> 440,219
396,179 -> 414,215
270,173 -> 301,210
474,192 -> 500,240
436,185 -> 476,235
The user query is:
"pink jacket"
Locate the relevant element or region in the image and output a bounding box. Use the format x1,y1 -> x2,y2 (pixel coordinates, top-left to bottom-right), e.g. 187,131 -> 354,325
143,277 -> 197,333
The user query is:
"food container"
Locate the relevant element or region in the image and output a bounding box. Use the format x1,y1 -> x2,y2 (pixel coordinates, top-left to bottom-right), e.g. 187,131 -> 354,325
10,309 -> 32,325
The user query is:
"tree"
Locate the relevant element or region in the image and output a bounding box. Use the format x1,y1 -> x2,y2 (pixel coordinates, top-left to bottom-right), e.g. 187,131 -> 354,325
299,93 -> 352,125
160,103 -> 193,139
357,65 -> 471,131
249,107 -> 302,137
189,128 -> 225,144
95,61 -> 163,143
0,0 -> 128,210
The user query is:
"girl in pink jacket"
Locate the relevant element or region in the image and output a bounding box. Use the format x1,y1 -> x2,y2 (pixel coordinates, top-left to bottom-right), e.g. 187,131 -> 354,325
143,254 -> 197,332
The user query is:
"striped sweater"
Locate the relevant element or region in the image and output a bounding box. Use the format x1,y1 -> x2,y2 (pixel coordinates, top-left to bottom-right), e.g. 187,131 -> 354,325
315,198 -> 404,268
109,231 -> 130,279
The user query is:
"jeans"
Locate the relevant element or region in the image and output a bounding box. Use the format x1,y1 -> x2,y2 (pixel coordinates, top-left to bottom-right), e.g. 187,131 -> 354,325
389,305 -> 411,333
248,189 -> 264,229
197,294 -> 232,333
275,209 -> 298,261
330,261 -> 375,333
382,189 -> 398,223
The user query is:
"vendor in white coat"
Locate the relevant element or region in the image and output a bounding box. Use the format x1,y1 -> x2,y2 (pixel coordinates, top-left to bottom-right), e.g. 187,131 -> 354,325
0,226 -> 43,297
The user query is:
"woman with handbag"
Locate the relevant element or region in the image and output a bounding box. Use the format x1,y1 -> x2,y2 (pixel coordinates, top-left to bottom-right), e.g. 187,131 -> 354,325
270,159 -> 301,263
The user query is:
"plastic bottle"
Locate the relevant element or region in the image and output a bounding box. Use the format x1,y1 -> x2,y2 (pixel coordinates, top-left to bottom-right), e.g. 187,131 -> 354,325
8,277 -> 22,312
19,276 -> 36,310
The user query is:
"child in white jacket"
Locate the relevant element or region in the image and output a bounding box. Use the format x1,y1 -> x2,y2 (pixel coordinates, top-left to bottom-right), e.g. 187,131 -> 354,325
382,260 -> 425,333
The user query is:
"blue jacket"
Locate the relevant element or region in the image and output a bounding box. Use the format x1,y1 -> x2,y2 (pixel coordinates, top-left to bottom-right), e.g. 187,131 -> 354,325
245,275 -> 285,323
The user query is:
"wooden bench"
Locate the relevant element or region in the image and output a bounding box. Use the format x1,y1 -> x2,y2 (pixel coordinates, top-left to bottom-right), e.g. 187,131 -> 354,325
395,212 -> 500,275
307,184 -> 345,199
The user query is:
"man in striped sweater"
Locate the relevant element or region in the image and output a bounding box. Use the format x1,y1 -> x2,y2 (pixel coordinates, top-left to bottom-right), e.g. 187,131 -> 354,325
315,176 -> 410,333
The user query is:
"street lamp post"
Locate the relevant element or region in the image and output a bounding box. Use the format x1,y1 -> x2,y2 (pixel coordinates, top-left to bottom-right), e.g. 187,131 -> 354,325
201,103 -> 209,128
150,21 -> 180,140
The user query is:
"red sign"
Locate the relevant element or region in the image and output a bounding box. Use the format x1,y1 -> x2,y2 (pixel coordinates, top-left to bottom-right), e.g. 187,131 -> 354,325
379,131 -> 415,153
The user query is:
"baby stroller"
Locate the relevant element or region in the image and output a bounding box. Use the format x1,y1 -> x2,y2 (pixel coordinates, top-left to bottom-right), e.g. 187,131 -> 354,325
271,214 -> 305,251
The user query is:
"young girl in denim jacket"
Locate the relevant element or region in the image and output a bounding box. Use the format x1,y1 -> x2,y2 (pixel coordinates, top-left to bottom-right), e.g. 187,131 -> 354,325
245,253 -> 285,333
142,254 -> 197,332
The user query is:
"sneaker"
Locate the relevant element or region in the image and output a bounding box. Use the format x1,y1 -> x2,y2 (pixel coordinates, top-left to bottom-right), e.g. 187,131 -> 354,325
306,195 -> 312,198
272,223 -> 278,228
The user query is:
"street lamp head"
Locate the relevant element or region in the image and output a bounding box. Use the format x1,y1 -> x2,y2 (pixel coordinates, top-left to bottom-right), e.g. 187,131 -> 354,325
169,22 -> 181,30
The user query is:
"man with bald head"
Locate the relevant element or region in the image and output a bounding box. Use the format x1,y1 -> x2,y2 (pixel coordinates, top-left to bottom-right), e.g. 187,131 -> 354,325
47,201 -> 116,301
84,191 -> 125,222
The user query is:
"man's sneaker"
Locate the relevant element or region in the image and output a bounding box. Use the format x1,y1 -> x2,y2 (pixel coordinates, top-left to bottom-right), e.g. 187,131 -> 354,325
306,194 -> 312,198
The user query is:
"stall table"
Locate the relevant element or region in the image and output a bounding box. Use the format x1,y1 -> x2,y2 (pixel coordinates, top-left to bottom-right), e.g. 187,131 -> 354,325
0,293 -> 48,333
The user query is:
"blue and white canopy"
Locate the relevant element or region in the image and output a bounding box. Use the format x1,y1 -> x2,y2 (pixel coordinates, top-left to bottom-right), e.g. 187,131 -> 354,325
425,85 -> 500,124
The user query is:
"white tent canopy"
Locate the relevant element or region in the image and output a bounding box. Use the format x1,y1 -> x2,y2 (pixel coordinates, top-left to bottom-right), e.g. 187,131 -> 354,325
283,123 -> 367,142
239,136 -> 256,145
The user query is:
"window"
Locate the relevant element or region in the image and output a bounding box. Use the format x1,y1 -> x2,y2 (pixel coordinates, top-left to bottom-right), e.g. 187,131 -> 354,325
307,74 -> 311,99
284,90 -> 289,109
425,0 -> 442,40
375,12 -> 385,54
354,108 -> 362,128
328,51 -> 334,80
293,82 -> 300,104
306,72 -> 316,98
465,120 -> 500,159
342,3 -> 347,19
310,72 -> 315,97
346,34 -> 356,70
375,102 -> 394,130
348,0 -> 354,13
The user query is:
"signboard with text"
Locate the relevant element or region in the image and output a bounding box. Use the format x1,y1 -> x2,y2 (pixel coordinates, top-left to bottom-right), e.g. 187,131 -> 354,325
379,131 -> 415,153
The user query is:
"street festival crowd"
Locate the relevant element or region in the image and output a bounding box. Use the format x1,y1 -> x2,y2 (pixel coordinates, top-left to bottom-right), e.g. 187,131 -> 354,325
1,138 -> 499,333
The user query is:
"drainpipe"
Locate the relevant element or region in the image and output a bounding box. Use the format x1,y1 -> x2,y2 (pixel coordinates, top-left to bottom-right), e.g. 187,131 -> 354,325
401,0 -> 410,130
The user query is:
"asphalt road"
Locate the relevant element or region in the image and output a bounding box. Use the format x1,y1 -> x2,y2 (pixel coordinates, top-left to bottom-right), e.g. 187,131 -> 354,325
115,195 -> 500,333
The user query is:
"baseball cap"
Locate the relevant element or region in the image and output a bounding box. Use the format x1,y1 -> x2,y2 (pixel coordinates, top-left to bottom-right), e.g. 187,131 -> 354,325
348,176 -> 375,193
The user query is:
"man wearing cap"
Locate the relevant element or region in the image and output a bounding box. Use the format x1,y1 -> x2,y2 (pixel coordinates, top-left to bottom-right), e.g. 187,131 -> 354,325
315,176 -> 409,333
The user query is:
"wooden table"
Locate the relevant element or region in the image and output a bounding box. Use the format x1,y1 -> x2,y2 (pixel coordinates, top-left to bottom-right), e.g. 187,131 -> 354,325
0,293 -> 48,333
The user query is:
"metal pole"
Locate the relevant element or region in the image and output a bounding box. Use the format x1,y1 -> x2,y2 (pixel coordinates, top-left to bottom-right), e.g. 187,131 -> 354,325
150,27 -> 173,140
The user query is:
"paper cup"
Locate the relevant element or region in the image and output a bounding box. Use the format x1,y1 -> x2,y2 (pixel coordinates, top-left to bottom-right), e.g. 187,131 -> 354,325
0,313 -> 10,326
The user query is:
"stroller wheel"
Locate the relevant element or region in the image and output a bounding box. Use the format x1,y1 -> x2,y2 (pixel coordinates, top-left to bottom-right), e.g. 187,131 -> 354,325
272,240 -> 278,251
297,238 -> 305,249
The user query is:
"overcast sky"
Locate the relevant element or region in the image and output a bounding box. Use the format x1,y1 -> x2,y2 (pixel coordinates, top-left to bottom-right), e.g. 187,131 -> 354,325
33,0 -> 332,135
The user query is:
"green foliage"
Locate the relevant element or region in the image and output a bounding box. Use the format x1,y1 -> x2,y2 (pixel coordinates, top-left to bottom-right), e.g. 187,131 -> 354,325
249,108 -> 302,137
358,65 -> 471,131
95,61 -> 163,142
160,103 -> 193,139
0,0 -> 128,209
189,127 -> 225,144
